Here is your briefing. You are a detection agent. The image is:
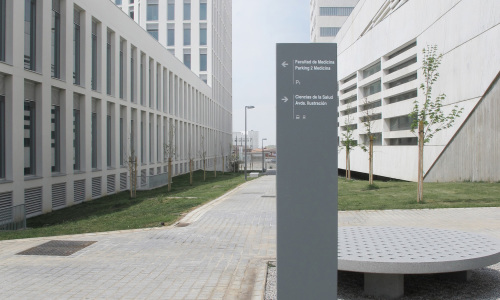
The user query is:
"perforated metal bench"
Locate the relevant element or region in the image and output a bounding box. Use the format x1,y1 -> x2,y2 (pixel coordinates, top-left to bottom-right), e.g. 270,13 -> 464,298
338,227 -> 500,299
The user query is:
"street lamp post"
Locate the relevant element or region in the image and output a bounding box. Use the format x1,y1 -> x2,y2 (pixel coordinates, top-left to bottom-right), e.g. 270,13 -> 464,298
261,138 -> 267,173
244,106 -> 255,180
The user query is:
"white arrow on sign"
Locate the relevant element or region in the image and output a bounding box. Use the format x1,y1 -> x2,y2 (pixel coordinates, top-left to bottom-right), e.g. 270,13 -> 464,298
281,97 -> 289,103
282,61 -> 288,68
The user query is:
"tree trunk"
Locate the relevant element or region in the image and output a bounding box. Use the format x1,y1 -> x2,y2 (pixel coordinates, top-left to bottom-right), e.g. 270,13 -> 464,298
222,156 -> 225,175
214,157 -> 217,178
189,159 -> 193,185
168,157 -> 172,192
203,159 -> 206,181
417,121 -> 424,202
369,136 -> 374,185
346,149 -> 351,180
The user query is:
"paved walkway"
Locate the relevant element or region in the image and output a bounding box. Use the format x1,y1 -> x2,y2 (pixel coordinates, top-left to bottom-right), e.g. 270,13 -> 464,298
0,175 -> 499,299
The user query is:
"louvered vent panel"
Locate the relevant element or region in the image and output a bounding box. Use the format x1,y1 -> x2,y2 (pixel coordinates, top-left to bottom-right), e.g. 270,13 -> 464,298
0,191 -> 13,224
92,177 -> 102,198
141,169 -> 147,187
74,180 -> 85,203
150,168 -> 154,176
51,183 -> 66,209
120,172 -> 128,190
25,187 -> 42,217
164,165 -> 168,173
157,167 -> 161,174
107,174 -> 116,194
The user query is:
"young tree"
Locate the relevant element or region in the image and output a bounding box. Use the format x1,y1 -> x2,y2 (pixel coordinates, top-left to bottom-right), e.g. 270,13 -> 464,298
339,102 -> 358,180
199,134 -> 207,181
164,122 -> 176,192
188,140 -> 193,186
220,143 -> 226,175
409,45 -> 463,202
360,98 -> 377,185
213,140 -> 217,178
126,149 -> 138,198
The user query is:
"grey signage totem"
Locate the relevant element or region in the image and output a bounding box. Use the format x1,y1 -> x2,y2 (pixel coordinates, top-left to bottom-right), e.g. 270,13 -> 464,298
276,43 -> 338,299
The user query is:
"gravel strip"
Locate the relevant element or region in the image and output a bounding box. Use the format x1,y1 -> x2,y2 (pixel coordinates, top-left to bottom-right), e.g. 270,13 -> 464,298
265,261 -> 500,299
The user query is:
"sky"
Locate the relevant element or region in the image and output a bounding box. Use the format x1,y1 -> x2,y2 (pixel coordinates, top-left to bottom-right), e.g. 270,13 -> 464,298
232,0 -> 311,146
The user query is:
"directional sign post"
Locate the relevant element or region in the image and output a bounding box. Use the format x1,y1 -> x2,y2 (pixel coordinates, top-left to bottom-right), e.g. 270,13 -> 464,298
276,43 -> 338,299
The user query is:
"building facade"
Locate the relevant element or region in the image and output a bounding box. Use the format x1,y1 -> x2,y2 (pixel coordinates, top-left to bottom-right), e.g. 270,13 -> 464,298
0,0 -> 232,219
112,0 -> 232,119
310,0 -> 359,42
334,0 -> 500,182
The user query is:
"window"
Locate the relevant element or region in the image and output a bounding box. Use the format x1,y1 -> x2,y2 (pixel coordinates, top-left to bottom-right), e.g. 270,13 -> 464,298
0,0 -> 6,61
319,7 -> 354,16
388,90 -> 417,104
388,57 -> 417,74
388,137 -> 418,146
130,119 -> 134,152
130,48 -> 135,102
390,115 -> 413,131
183,28 -> 190,46
129,9 -> 134,19
107,114 -> 111,167
91,21 -> 98,91
200,2 -> 207,20
388,41 -> 417,60
51,104 -> 60,172
320,27 -> 340,37
140,55 -> 144,105
73,9 -> 81,85
200,28 -> 207,45
167,28 -> 174,46
24,0 -> 36,70
140,120 -> 144,162
200,54 -> 207,71
73,107 -> 80,170
184,53 -> 191,69
115,0 -> 122,5
91,110 -> 97,169
149,119 -> 153,163
183,2 -> 190,20
149,60 -> 153,108
363,62 -> 381,78
24,100 -> 36,176
0,93 -> 4,179
119,40 -> 124,99
147,2 -> 158,21
51,0 -> 61,78
107,31 -> 112,95
363,80 -> 381,96
167,3 -> 174,20
388,73 -> 417,89
148,30 -> 158,40
119,117 -> 124,166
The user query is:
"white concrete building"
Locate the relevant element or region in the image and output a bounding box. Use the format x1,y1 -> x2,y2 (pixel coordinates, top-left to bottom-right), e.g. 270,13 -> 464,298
335,0 -> 500,182
233,131 -> 259,151
310,0 -> 359,42
0,0 -> 232,220
112,0 -> 232,117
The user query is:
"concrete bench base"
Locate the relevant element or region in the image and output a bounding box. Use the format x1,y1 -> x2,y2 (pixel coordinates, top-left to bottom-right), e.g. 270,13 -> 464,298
249,172 -> 259,178
339,227 -> 500,299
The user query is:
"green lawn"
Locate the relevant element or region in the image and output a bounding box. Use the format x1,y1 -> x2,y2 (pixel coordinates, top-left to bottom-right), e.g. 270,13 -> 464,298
339,178 -> 500,210
2,174 -> 499,241
0,171 -> 248,241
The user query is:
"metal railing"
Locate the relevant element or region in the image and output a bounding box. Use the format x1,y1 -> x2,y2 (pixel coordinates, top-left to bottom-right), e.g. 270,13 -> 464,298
0,204 -> 26,231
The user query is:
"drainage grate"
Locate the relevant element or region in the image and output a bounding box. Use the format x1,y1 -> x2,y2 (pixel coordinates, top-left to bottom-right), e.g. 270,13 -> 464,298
17,240 -> 96,256
261,195 -> 276,198
175,222 -> 190,227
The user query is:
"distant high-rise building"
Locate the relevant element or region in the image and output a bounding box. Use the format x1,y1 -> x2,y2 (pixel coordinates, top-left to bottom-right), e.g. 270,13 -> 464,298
310,0 -> 359,42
